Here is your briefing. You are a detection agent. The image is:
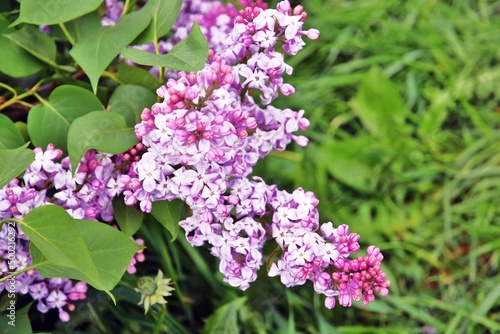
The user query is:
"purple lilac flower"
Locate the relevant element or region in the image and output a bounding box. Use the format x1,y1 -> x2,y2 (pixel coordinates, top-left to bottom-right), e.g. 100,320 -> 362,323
125,0 -> 391,308
0,143 -> 148,321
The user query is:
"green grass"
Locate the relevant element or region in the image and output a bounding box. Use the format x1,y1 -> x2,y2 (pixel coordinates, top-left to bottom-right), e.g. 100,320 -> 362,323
260,0 -> 500,332
44,1 -> 500,332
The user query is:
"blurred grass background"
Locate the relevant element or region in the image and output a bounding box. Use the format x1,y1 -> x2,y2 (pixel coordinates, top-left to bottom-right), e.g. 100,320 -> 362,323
47,0 -> 500,333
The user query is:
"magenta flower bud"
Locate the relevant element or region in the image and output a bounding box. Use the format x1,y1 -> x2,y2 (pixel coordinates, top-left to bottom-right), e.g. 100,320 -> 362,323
337,224 -> 349,236
22,188 -> 37,201
7,193 -> 18,204
293,135 -> 309,147
245,117 -> 257,129
74,281 -> 87,293
203,209 -> 213,223
152,103 -> 164,116
339,294 -> 352,307
84,207 -> 98,219
135,123 -> 148,137
175,116 -> 186,128
230,109 -> 243,122
208,147 -> 224,162
324,296 -> 336,309
187,72 -> 197,85
202,130 -> 214,141
140,110 -> 150,121
237,129 -> 248,139
226,195 -> 239,205
140,199 -> 152,213
216,204 -> 229,216
59,310 -> 70,322
280,83 -> 295,96
277,0 -> 291,13
297,269 -> 308,280
187,134 -> 198,145
170,93 -> 180,104
76,164 -> 88,176
317,272 -> 331,286
313,257 -> 323,268
197,121 -> 206,132
156,85 -> 167,98
293,5 -> 304,15
9,206 -> 18,215
130,179 -> 141,190
305,28 -> 320,40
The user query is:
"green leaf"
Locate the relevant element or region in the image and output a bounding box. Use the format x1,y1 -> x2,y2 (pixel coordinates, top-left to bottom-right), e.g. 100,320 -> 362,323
202,297 -> 247,334
3,25 -> 57,68
67,111 -> 138,173
11,0 -> 103,26
27,85 -> 104,153
15,122 -> 30,143
69,9 -> 151,93
117,63 -> 161,91
24,205 -> 142,300
0,16 -> 44,77
108,84 -> 157,127
113,196 -> 144,237
151,199 -> 183,241
349,67 -> 408,138
132,0 -> 182,45
121,22 -> 208,72
0,114 -> 25,149
48,11 -> 102,42
0,302 -> 33,334
0,143 -> 35,188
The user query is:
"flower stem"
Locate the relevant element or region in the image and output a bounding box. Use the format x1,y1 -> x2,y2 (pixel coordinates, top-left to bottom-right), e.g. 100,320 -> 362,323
58,22 -> 76,46
153,304 -> 167,334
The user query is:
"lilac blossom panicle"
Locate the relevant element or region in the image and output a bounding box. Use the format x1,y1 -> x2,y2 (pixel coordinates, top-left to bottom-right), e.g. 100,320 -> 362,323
0,143 -> 146,321
124,0 -> 391,310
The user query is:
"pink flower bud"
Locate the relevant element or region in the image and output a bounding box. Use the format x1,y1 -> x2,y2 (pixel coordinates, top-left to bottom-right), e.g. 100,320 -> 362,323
280,83 -> 295,96
305,28 -> 320,40
324,296 -> 336,309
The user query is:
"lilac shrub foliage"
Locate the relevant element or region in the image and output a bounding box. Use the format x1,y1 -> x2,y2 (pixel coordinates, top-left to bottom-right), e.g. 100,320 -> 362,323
1,0 -> 390,322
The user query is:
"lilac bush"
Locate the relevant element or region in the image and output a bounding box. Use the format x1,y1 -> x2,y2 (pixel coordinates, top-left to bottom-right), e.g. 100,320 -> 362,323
0,0 -> 390,327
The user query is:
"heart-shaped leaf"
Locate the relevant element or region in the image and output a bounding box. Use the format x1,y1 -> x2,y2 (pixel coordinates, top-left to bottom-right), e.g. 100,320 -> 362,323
108,84 -> 157,127
0,16 -> 44,77
121,22 -> 208,72
11,0 -> 103,26
117,64 -> 161,92
0,114 -> 25,149
151,199 -> 183,241
0,143 -> 35,189
3,25 -> 57,69
132,0 -> 182,45
24,205 -> 142,302
69,9 -> 151,93
113,196 -> 144,237
27,85 -> 104,153
67,111 -> 138,173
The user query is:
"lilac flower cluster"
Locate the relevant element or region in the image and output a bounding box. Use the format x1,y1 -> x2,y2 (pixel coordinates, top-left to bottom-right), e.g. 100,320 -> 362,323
124,0 -> 391,309
0,144 -> 145,321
